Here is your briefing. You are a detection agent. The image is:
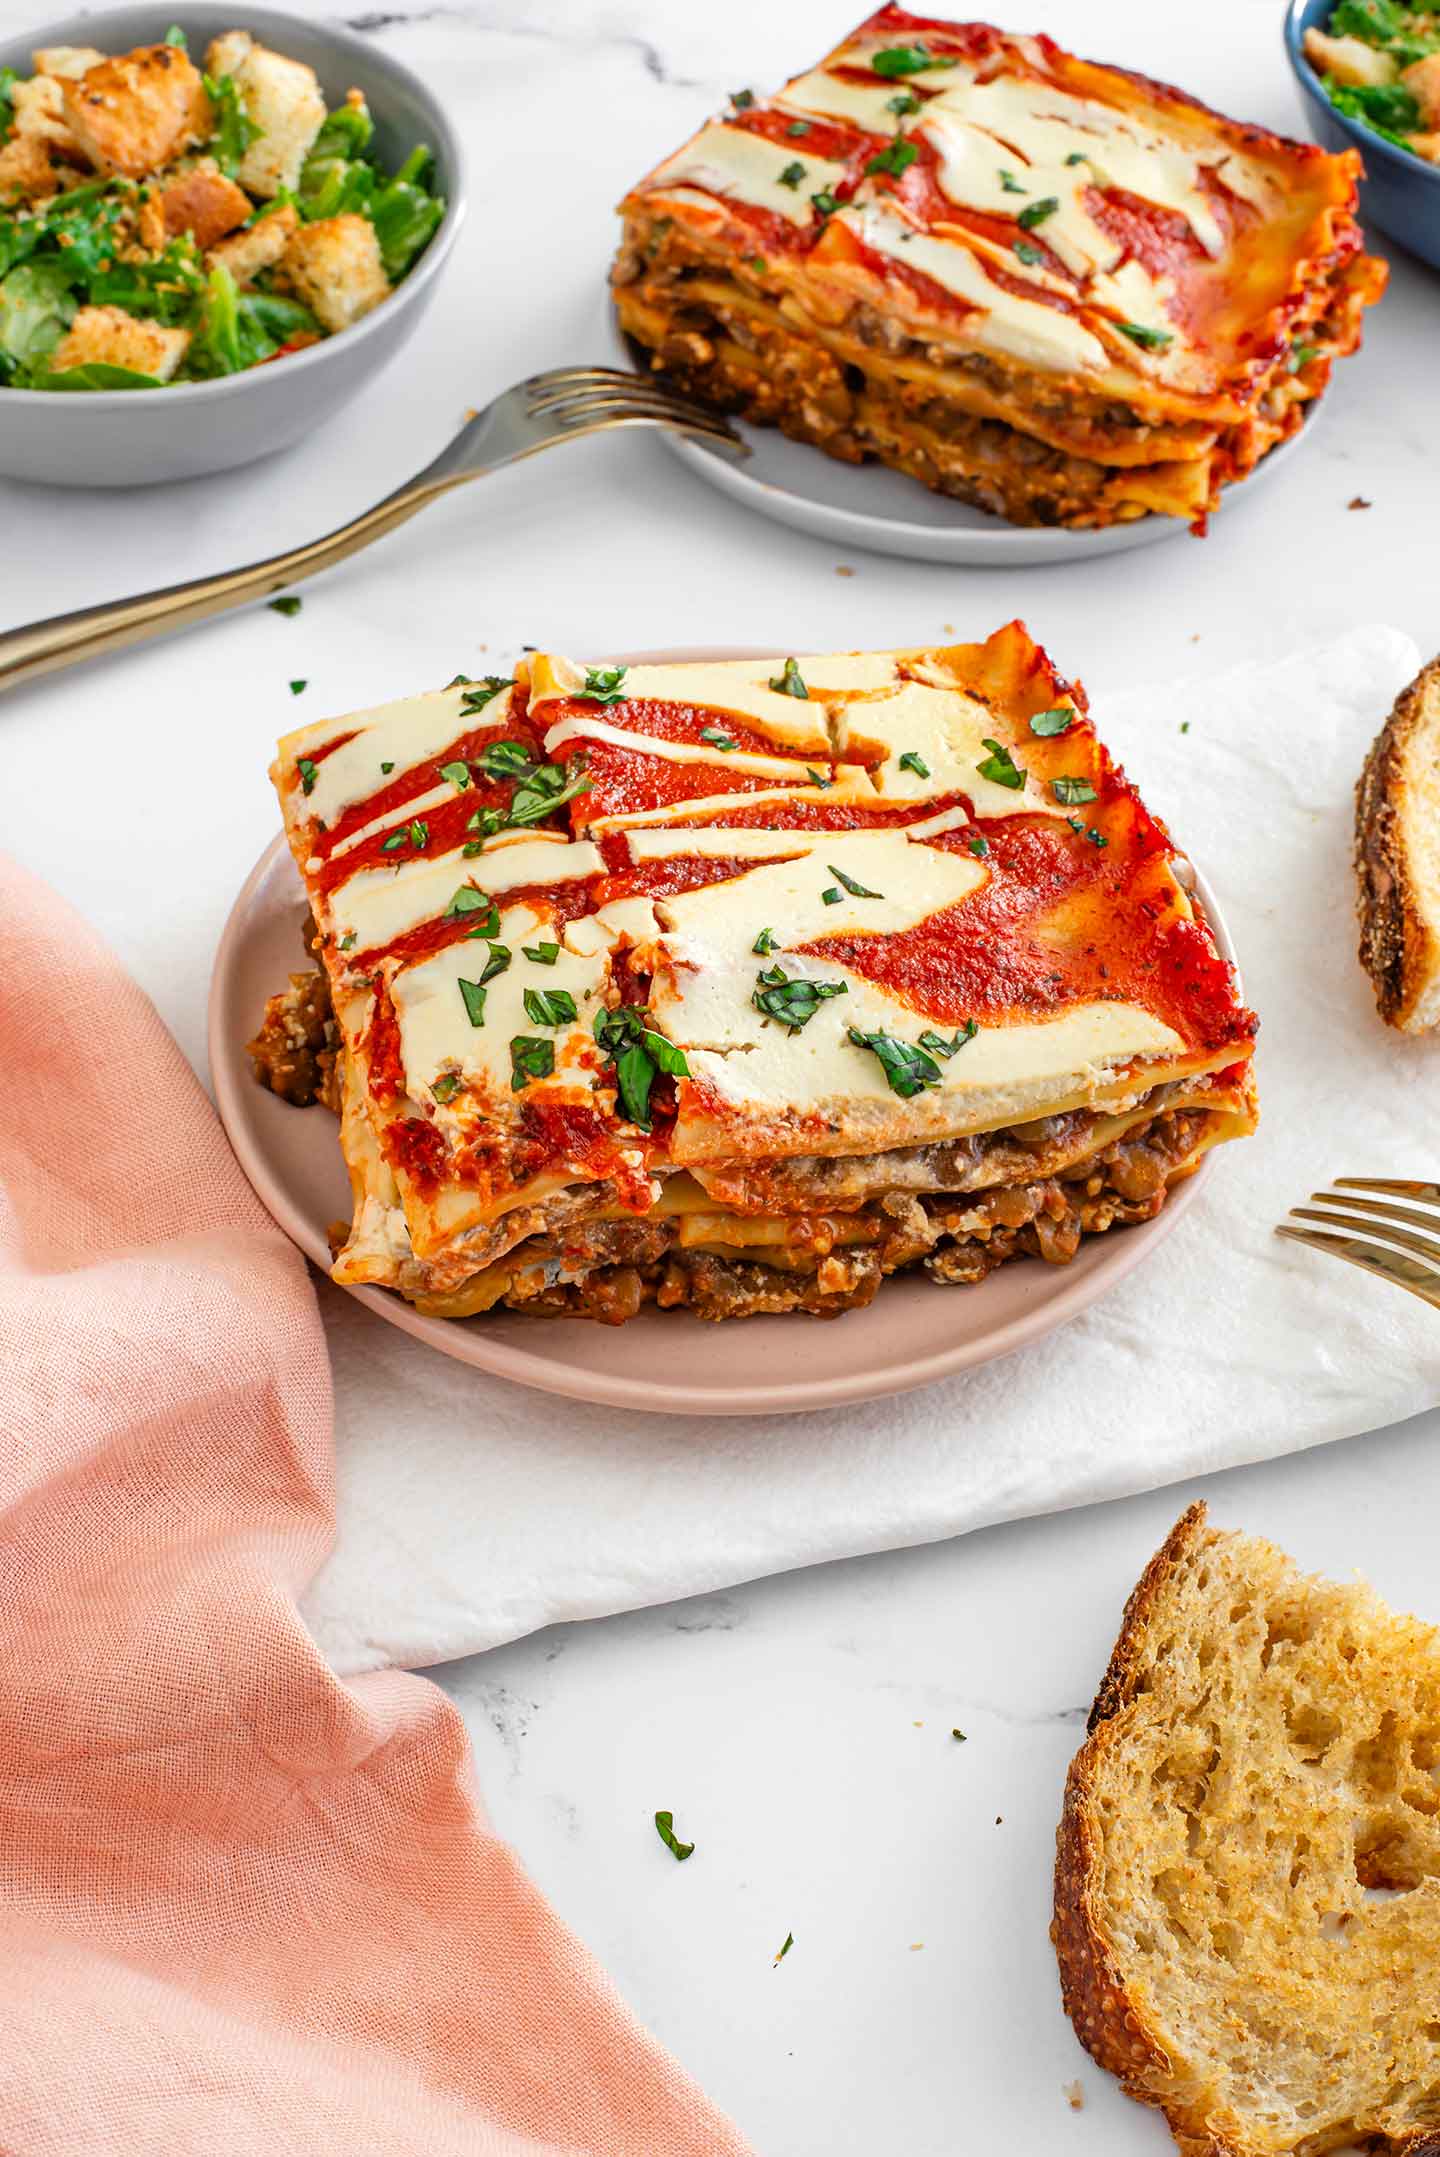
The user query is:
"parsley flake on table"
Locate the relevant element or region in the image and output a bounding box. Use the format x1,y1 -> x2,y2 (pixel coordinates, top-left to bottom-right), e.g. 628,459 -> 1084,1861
654,1810 -> 695,1861
976,738 -> 1025,789
1052,775 -> 1097,805
769,656 -> 809,699
509,1035 -> 554,1090
952,1727 -> 967,1742
289,679 -> 307,696
1029,707 -> 1075,737
268,595 -> 302,617
296,756 -> 317,795
828,862 -> 884,898
773,1932 -> 795,1966
523,986 -> 578,1028
898,750 -> 930,777
752,965 -> 848,1033
460,676 -> 514,715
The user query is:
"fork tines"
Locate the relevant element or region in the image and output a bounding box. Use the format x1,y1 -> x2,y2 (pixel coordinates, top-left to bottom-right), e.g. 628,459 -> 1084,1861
1276,1177 -> 1440,1309
522,364 -> 742,449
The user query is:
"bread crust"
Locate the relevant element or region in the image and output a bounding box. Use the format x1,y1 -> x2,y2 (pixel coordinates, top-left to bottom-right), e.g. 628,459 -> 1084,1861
1355,656 -> 1440,1033
1052,1506 -> 1440,2157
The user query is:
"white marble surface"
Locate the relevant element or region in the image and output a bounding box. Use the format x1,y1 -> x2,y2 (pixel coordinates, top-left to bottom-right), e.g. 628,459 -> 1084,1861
3,0 -> 1438,2149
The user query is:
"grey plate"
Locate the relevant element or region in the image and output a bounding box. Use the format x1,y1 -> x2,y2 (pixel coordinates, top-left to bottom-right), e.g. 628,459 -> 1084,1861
611,322 -> 1314,567
0,3 -> 466,486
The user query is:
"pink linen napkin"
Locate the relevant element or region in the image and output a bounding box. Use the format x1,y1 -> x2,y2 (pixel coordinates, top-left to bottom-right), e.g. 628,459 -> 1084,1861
0,856 -> 746,2157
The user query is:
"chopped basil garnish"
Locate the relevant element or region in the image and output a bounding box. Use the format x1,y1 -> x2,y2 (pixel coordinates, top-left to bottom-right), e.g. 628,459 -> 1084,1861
509,1035 -> 555,1090
821,886 -> 843,905
339,933 -> 356,951
380,761 -> 395,774
523,986 -> 578,1027
769,656 -> 809,699
919,1021 -> 978,1057
1013,238 -> 1045,266
969,835 -> 990,858
887,90 -> 921,116
476,943 -> 511,985
753,926 -> 779,955
268,595 -> 302,617
576,665 -> 627,705
898,750 -> 930,777
866,137 -> 918,177
752,965 -> 848,1032
296,756 -> 317,795
847,1025 -> 943,1098
654,1810 -> 694,1862
731,87 -> 755,109
460,676 -> 513,714
998,169 -> 1026,193
523,941 -> 560,965
1052,775 -> 1097,805
1067,816 -> 1108,848
446,673 -> 473,688
827,862 -> 883,898
1017,195 -> 1058,229
1065,150 -> 1087,165
438,759 -> 471,788
1288,342 -> 1321,373
476,739 -> 535,780
952,1727 -> 968,1741
807,767 -> 833,789
380,831 -> 407,852
786,119 -> 811,136
458,978 -> 487,1027
461,899 -> 502,938
976,738 -> 1025,790
409,819 -> 429,848
811,187 -> 839,216
700,726 -> 737,750
508,758 -> 591,826
774,1932 -> 795,1965
778,159 -> 807,189
872,43 -> 955,76
1029,707 -> 1075,737
1118,321 -> 1173,351
446,885 -> 493,918
289,679 -> 307,696
432,1071 -> 461,1103
594,1007 -> 690,1130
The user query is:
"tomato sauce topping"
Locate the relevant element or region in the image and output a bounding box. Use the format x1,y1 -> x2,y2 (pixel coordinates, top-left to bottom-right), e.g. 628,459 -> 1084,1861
574,741 -> 811,824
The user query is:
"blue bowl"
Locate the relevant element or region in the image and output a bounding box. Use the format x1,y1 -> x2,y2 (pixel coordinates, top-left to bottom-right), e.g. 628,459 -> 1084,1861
1285,0 -> 1440,269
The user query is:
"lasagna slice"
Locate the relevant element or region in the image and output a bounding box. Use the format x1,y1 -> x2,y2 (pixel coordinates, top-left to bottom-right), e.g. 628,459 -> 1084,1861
611,5 -> 1385,531
262,626 -> 1257,1324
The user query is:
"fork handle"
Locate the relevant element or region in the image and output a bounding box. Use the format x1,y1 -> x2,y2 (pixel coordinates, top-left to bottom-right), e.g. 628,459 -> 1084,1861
0,473 -> 454,696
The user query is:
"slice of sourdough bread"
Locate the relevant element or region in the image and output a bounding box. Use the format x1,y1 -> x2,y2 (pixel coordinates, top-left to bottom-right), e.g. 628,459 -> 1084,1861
1052,1504 -> 1440,2157
1356,656 -> 1440,1034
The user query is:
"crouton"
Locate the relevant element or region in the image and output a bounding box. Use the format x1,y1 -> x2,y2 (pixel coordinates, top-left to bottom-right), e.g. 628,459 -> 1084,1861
1408,129 -> 1440,163
1304,27 -> 1398,89
60,44 -> 211,179
1402,51 -> 1440,127
11,73 -> 83,155
204,31 -> 325,198
0,131 -> 57,205
207,200 -> 297,286
50,303 -> 190,381
31,45 -> 107,80
151,158 -> 251,247
282,213 -> 390,332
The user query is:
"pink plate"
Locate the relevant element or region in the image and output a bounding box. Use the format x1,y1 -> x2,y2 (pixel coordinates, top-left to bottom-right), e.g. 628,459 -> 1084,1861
209,650 -> 1236,1418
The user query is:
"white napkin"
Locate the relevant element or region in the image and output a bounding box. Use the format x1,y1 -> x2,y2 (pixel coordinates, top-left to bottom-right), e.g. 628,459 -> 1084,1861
302,626 -> 1440,1676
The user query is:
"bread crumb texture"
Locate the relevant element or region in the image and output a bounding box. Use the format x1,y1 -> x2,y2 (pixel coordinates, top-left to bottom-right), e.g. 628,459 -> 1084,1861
1053,1503 -> 1440,2157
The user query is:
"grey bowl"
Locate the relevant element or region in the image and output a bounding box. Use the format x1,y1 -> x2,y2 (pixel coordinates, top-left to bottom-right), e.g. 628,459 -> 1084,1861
0,3 -> 466,485
1285,0 -> 1440,271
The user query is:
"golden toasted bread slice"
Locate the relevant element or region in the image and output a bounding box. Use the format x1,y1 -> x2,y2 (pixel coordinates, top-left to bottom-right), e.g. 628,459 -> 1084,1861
1052,1504 -> 1440,2157
1356,657 -> 1440,1034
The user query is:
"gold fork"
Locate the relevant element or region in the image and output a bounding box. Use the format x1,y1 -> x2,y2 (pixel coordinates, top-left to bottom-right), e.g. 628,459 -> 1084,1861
1276,1179 -> 1440,1310
0,366 -> 746,696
